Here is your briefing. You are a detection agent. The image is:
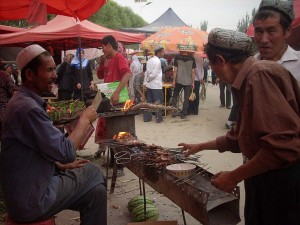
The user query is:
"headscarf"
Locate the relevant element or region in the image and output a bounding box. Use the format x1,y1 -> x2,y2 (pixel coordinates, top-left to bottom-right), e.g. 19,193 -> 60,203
71,48 -> 89,69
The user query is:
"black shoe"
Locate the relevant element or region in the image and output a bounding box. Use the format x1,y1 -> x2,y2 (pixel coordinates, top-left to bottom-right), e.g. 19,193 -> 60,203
180,114 -> 187,119
226,106 -> 232,109
219,105 -> 225,108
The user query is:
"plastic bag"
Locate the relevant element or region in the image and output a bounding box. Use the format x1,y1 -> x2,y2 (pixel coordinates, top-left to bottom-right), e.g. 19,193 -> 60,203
189,89 -> 196,101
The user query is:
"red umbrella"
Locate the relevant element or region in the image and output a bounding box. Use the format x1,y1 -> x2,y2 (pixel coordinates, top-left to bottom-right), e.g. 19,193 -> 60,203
0,0 -> 107,25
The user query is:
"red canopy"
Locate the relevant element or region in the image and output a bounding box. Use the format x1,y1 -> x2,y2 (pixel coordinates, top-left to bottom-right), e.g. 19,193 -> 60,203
0,25 -> 26,34
0,15 -> 146,50
0,0 -> 107,24
246,0 -> 300,49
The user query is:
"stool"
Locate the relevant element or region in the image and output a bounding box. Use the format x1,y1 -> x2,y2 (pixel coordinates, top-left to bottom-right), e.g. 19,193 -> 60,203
5,216 -> 55,225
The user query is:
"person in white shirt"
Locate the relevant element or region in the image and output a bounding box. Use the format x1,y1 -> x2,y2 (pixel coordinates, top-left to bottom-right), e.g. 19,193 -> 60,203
143,46 -> 165,123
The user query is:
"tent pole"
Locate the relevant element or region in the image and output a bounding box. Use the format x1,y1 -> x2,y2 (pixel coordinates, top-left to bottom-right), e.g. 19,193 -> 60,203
78,36 -> 84,101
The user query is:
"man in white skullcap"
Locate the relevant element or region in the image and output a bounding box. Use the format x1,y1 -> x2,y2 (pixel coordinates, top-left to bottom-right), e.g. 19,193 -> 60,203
178,28 -> 300,225
253,0 -> 300,85
0,44 -> 107,225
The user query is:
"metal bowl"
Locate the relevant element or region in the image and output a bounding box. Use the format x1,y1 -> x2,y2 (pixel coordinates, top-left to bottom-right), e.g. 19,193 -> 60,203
166,163 -> 196,178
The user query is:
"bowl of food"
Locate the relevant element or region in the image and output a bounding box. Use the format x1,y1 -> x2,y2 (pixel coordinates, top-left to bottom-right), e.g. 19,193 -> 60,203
166,163 -> 196,178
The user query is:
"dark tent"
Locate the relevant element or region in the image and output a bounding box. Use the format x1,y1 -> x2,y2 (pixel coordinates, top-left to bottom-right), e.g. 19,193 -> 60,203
120,8 -> 188,35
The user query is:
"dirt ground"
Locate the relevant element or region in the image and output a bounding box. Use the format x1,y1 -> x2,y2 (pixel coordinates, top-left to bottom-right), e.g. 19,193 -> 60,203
1,84 -> 245,225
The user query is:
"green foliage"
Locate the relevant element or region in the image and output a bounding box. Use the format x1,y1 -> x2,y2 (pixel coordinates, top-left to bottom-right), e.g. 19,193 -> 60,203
237,8 -> 257,32
200,21 -> 208,32
89,0 -> 148,29
0,14 -> 55,28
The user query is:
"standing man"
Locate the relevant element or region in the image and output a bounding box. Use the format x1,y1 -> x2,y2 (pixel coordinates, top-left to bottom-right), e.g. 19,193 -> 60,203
188,54 -> 204,115
144,46 -> 165,123
218,80 -> 232,109
171,51 -> 196,119
101,35 -> 131,104
179,28 -> 300,225
253,0 -> 300,84
0,45 -> 107,225
95,35 -> 132,176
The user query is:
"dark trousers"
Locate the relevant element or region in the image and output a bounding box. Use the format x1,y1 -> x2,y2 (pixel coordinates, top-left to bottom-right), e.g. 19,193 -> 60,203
228,92 -> 238,122
171,83 -> 192,116
73,89 -> 89,101
244,162 -> 300,225
58,89 -> 73,101
188,80 -> 200,115
219,81 -> 231,107
37,163 -> 107,225
146,88 -> 164,122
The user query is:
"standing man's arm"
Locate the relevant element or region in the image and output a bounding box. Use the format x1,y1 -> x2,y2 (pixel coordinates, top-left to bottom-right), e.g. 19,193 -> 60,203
191,68 -> 195,89
111,72 -> 131,105
173,67 -> 177,88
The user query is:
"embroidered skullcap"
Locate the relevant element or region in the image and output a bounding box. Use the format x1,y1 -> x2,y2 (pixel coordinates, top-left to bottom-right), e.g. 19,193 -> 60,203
16,44 -> 47,71
154,45 -> 164,52
259,0 -> 294,22
208,28 -> 252,51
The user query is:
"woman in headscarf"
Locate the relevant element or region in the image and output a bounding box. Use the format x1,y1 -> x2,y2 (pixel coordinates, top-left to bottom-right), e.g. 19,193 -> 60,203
129,55 -> 142,100
71,48 -> 94,100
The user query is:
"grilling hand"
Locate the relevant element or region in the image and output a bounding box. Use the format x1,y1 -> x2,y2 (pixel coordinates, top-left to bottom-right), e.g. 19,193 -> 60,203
55,159 -> 90,171
178,143 -> 202,157
81,106 -> 97,123
211,171 -> 237,192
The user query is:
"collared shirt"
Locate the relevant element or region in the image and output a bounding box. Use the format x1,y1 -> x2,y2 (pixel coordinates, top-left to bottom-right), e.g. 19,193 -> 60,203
255,45 -> 300,85
0,85 -> 76,220
216,57 -> 300,170
144,56 -> 163,89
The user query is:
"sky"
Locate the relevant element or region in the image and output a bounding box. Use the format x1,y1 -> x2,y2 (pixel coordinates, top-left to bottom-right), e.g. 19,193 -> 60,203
113,0 -> 262,32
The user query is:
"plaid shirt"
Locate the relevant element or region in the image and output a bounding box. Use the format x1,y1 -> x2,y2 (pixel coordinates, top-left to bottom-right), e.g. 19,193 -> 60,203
0,71 -> 18,121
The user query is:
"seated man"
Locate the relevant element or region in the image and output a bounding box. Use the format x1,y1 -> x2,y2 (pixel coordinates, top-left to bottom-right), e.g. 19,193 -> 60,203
0,45 -> 107,225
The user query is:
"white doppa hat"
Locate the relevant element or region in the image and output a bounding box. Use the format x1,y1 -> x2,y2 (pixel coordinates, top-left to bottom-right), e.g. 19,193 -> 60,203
16,44 -> 47,71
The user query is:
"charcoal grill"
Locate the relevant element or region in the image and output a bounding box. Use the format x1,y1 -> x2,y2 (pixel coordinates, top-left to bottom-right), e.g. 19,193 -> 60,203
112,145 -> 240,225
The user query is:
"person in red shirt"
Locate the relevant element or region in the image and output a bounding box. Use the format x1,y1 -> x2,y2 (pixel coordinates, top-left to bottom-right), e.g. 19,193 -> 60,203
96,35 -> 132,176
97,35 -> 131,104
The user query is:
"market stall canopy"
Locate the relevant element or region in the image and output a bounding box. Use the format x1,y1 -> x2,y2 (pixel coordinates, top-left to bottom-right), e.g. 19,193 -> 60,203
0,15 -> 146,50
141,26 -> 208,54
0,25 -> 26,34
0,0 -> 107,25
121,8 -> 188,34
246,0 -> 300,50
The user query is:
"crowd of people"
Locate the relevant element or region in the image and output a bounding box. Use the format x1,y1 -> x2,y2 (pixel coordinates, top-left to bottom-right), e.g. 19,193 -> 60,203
0,0 -> 299,224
